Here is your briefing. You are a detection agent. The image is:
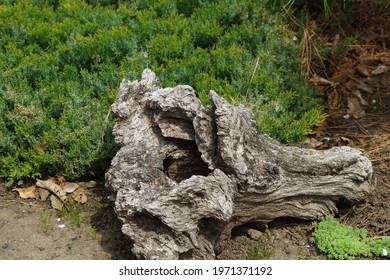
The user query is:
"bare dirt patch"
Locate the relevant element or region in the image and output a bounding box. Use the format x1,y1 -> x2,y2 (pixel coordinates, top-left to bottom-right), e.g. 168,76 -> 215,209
0,181 -> 134,260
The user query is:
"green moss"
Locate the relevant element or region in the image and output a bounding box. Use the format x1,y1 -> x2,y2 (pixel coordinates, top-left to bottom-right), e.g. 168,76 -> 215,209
311,217 -> 390,260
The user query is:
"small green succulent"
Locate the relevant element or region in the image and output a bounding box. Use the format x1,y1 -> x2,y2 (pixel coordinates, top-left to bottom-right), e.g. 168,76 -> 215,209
311,216 -> 390,260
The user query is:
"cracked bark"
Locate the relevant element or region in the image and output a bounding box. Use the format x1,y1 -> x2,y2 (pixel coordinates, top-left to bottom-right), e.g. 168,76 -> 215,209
105,69 -> 375,260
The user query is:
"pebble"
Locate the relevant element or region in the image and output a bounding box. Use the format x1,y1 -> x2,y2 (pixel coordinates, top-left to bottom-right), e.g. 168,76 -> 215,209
245,229 -> 263,240
2,243 -> 9,249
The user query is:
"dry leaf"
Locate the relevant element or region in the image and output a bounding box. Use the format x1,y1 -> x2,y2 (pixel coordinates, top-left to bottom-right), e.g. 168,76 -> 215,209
50,195 -> 64,210
344,80 -> 357,92
36,179 -> 67,202
347,96 -> 366,118
346,90 -> 369,119
356,66 -> 370,77
357,83 -> 373,94
13,185 -> 37,199
352,90 -> 369,106
61,182 -> 79,193
310,73 -> 337,87
57,176 -> 66,184
340,136 -> 353,146
371,65 -> 388,75
303,138 -> 323,148
71,187 -> 87,204
38,188 -> 50,201
47,176 -> 57,183
327,88 -> 343,110
78,180 -> 97,189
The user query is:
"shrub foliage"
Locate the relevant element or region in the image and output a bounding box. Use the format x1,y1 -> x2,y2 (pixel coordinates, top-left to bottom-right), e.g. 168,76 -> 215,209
0,0 -> 324,184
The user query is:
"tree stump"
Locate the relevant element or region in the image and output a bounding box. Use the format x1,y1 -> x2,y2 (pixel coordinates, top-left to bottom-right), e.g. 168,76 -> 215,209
105,69 -> 375,259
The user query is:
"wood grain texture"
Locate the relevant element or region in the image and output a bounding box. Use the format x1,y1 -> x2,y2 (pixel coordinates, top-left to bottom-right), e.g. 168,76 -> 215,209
105,69 -> 374,259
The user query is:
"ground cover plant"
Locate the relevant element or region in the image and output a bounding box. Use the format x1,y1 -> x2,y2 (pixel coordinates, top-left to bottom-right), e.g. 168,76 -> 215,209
311,217 -> 390,260
0,0 -> 324,185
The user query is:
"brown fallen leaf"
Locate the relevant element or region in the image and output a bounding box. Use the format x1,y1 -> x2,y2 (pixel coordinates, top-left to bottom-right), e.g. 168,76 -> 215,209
61,182 -> 79,193
36,178 -> 67,202
77,180 -> 97,189
13,185 -> 37,199
357,83 -> 373,94
352,90 -> 369,106
71,187 -> 87,204
38,188 -> 50,201
347,96 -> 366,118
57,176 -> 66,184
326,88 -> 343,110
347,90 -> 369,119
371,65 -> 388,75
303,138 -> 323,148
50,194 -> 64,210
356,65 -> 370,77
344,80 -> 357,92
340,136 -> 353,146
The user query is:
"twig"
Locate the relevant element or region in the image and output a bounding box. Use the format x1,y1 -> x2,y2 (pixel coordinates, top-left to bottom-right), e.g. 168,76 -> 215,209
373,235 -> 390,240
245,57 -> 260,99
339,206 -> 355,223
371,157 -> 390,163
100,108 -> 112,144
354,120 -> 369,135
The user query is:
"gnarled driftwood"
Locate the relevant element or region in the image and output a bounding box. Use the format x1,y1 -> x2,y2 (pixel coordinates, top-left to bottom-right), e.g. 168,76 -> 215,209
105,69 -> 374,259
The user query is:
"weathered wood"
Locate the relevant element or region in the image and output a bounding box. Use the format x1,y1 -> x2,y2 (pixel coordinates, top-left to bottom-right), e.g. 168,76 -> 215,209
105,69 -> 374,259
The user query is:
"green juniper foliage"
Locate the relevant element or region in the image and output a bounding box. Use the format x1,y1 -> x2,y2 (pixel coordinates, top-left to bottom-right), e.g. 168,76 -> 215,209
0,0 -> 324,185
311,217 -> 390,260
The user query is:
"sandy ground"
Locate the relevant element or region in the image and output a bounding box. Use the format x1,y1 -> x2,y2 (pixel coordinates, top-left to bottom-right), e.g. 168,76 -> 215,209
0,183 -> 134,260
